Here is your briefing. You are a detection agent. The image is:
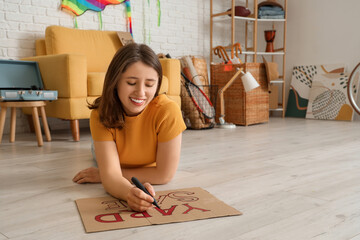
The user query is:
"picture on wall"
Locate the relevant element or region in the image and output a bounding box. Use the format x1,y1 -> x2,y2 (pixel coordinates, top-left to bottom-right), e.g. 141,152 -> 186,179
286,64 -> 345,118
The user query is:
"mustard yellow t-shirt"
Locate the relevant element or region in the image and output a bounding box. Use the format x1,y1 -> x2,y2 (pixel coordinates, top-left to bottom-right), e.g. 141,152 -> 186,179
90,94 -> 186,168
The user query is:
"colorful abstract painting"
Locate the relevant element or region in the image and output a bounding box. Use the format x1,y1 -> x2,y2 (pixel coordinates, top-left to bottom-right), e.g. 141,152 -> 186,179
61,0 -> 132,34
306,72 -> 359,121
286,64 -> 345,118
61,0 -> 127,16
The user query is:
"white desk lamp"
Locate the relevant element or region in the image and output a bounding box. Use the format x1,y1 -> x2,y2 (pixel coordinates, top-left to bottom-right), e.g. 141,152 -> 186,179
218,67 -> 260,129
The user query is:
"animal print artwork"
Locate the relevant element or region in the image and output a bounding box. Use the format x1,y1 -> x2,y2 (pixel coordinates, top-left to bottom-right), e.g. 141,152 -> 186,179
286,64 -> 345,118
311,89 -> 346,119
306,73 -> 359,121
292,65 -> 317,89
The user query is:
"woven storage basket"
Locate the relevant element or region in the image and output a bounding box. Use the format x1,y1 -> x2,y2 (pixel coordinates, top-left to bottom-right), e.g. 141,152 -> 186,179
210,62 -> 269,126
180,76 -> 217,129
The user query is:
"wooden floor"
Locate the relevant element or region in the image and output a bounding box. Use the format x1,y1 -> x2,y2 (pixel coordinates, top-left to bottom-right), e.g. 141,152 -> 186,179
1,118 -> 360,240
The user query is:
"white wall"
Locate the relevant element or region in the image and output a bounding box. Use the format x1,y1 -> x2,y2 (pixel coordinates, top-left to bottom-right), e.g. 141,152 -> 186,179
0,0 -> 210,134
286,0 -> 360,120
1,0 -> 360,135
0,0 -> 209,58
286,0 -> 360,103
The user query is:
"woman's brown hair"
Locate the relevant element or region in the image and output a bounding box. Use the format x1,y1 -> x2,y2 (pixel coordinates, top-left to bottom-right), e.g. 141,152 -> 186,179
89,43 -> 163,129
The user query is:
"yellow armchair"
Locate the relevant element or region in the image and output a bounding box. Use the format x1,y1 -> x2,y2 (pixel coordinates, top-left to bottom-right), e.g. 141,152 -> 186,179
22,25 -> 181,141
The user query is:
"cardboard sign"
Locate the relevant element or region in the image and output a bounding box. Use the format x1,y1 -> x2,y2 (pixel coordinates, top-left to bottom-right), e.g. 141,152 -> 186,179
75,187 -> 242,233
117,31 -> 134,46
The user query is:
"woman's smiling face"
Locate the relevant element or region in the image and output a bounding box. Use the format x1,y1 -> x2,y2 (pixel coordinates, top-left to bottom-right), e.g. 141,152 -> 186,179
116,61 -> 159,116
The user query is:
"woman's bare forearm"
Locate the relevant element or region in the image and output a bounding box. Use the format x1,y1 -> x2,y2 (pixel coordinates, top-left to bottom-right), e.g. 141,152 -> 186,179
100,172 -> 133,200
122,166 -> 174,185
122,134 -> 182,185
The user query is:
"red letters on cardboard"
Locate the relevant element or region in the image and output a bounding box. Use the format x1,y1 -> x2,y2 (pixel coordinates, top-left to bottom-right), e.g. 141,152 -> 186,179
94,203 -> 210,223
95,213 -> 124,223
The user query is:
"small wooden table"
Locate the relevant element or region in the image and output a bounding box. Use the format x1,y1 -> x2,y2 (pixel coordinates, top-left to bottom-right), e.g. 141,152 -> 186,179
0,101 -> 51,147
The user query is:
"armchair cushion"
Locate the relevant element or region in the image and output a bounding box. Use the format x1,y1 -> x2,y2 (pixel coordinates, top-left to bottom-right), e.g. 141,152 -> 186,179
22,54 -> 87,98
87,72 -> 106,96
35,39 -> 46,56
159,58 -> 181,106
45,25 -> 122,72
159,76 -> 169,95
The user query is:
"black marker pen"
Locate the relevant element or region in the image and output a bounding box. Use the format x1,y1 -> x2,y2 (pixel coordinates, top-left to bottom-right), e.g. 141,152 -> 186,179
131,177 -> 160,209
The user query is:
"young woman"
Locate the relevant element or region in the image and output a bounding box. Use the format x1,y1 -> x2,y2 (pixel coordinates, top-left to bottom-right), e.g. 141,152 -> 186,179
72,43 -> 186,212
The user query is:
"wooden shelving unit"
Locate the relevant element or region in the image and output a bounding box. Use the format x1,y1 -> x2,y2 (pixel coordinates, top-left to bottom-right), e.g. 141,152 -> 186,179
210,0 -> 287,117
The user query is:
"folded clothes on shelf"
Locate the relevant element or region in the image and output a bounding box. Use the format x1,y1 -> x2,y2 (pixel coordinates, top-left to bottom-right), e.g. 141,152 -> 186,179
259,5 -> 283,11
258,6 -> 284,19
259,15 -> 284,19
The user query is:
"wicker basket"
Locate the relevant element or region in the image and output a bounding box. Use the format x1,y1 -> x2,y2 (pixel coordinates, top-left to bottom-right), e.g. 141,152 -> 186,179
180,77 -> 218,129
210,62 -> 269,126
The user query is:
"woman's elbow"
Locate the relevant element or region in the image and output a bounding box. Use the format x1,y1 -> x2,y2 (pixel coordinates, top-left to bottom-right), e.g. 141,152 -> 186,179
159,177 -> 172,185
156,172 -> 175,185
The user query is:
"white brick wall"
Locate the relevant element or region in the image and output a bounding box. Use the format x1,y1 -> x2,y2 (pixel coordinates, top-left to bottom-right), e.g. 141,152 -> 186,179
0,0 -> 211,134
